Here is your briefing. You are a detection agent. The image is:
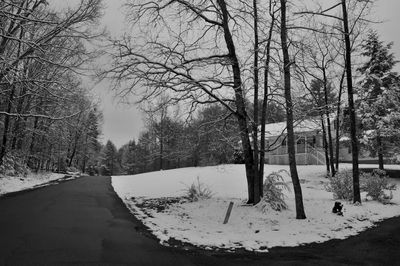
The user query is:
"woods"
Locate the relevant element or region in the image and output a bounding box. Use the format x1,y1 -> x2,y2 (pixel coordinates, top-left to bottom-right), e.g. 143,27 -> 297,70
0,0 -> 103,174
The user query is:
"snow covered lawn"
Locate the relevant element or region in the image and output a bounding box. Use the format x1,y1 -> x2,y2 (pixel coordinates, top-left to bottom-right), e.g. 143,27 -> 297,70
0,172 -> 68,196
112,164 -> 400,252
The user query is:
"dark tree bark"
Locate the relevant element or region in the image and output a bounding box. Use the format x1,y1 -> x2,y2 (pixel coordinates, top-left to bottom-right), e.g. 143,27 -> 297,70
341,0 -> 361,203
217,0 -> 256,204
68,134 -> 80,167
159,119 -> 164,171
322,68 -> 336,176
0,85 -> 15,164
29,116 -> 39,155
259,0 -> 277,198
280,0 -> 306,219
321,115 -> 330,174
335,70 -> 346,171
11,90 -> 24,150
252,0 -> 261,203
376,131 -> 384,170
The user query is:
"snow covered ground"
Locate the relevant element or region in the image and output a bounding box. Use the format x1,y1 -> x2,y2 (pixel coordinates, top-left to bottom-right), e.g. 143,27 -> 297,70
0,172 -> 67,196
112,164 -> 400,252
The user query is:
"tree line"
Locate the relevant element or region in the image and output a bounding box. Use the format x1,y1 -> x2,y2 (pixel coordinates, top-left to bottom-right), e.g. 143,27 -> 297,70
0,0 -> 103,174
101,102 -> 286,176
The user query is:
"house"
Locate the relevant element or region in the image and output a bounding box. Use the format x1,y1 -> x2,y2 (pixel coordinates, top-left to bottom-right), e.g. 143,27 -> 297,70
263,118 -> 351,165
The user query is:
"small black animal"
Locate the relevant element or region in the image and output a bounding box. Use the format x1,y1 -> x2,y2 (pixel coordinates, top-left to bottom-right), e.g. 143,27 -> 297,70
332,202 -> 343,216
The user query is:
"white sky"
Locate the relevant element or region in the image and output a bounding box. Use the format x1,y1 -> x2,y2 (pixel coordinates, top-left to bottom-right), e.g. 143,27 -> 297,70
94,0 -> 400,148
95,0 -> 144,148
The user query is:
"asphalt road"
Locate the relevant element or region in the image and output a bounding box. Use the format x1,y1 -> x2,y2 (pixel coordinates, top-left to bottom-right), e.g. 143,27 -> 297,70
0,176 -> 399,265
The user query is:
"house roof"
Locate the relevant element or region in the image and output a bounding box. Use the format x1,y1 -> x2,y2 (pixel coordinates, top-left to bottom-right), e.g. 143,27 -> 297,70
263,119 -> 322,138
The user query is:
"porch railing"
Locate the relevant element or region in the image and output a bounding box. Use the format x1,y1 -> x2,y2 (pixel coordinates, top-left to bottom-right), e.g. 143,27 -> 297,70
307,145 -> 325,165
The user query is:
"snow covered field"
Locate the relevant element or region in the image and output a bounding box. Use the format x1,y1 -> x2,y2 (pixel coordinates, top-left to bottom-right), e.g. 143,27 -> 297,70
0,172 -> 67,196
112,164 -> 400,252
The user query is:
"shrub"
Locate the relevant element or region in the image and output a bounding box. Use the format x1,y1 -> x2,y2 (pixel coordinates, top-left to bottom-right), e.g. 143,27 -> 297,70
0,151 -> 30,177
325,170 -> 353,201
258,170 -> 291,212
326,169 -> 397,204
233,150 -> 244,164
361,169 -> 397,204
183,177 -> 213,202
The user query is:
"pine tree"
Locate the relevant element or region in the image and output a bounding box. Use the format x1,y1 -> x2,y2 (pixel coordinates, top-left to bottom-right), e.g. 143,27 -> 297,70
102,140 -> 119,175
120,140 -> 138,175
358,31 -> 400,170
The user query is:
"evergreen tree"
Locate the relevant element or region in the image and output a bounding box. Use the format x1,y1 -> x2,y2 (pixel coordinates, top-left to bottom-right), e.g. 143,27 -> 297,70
83,109 -> 103,175
357,31 -> 400,170
101,140 -> 119,175
120,140 -> 138,175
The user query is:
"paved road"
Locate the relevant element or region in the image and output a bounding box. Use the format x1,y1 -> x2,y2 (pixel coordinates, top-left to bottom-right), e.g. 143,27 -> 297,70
0,176 -> 399,265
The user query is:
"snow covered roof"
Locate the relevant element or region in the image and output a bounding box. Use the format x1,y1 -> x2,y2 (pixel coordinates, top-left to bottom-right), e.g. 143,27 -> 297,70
263,119 -> 321,138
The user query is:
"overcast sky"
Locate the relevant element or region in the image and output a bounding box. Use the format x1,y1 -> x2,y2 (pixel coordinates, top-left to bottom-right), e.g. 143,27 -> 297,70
95,0 -> 400,148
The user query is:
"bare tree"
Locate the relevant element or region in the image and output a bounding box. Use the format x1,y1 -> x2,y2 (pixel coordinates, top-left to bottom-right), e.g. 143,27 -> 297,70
103,0 -> 299,207
279,0 -> 306,219
0,0 -> 103,171
341,0 -> 361,203
259,0 -> 278,198
252,0 -> 261,201
295,28 -> 341,176
294,0 -> 373,203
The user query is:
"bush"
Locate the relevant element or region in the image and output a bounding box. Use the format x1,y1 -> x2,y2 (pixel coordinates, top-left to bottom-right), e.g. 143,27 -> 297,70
325,170 -> 354,201
0,151 -> 30,177
258,170 -> 291,212
233,150 -> 244,164
326,169 -> 397,204
361,169 -> 397,204
183,177 -> 213,202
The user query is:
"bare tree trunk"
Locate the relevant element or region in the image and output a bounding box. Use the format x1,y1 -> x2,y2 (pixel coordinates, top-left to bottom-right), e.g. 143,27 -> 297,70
341,0 -> 361,203
252,0 -> 261,203
29,116 -> 39,155
326,115 -> 335,175
280,0 -> 306,219
335,70 -> 345,171
68,135 -> 79,168
0,86 -> 16,164
376,131 -> 384,170
322,70 -> 336,176
321,116 -> 330,174
259,0 -> 276,198
159,121 -> 163,171
217,0 -> 256,204
10,30 -> 26,150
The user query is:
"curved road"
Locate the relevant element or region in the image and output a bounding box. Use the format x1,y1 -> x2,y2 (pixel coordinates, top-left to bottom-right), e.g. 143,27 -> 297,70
0,176 -> 399,265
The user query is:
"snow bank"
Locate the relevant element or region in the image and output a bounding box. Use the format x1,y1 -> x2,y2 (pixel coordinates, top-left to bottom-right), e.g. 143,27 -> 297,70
112,164 -> 400,252
0,172 -> 66,196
